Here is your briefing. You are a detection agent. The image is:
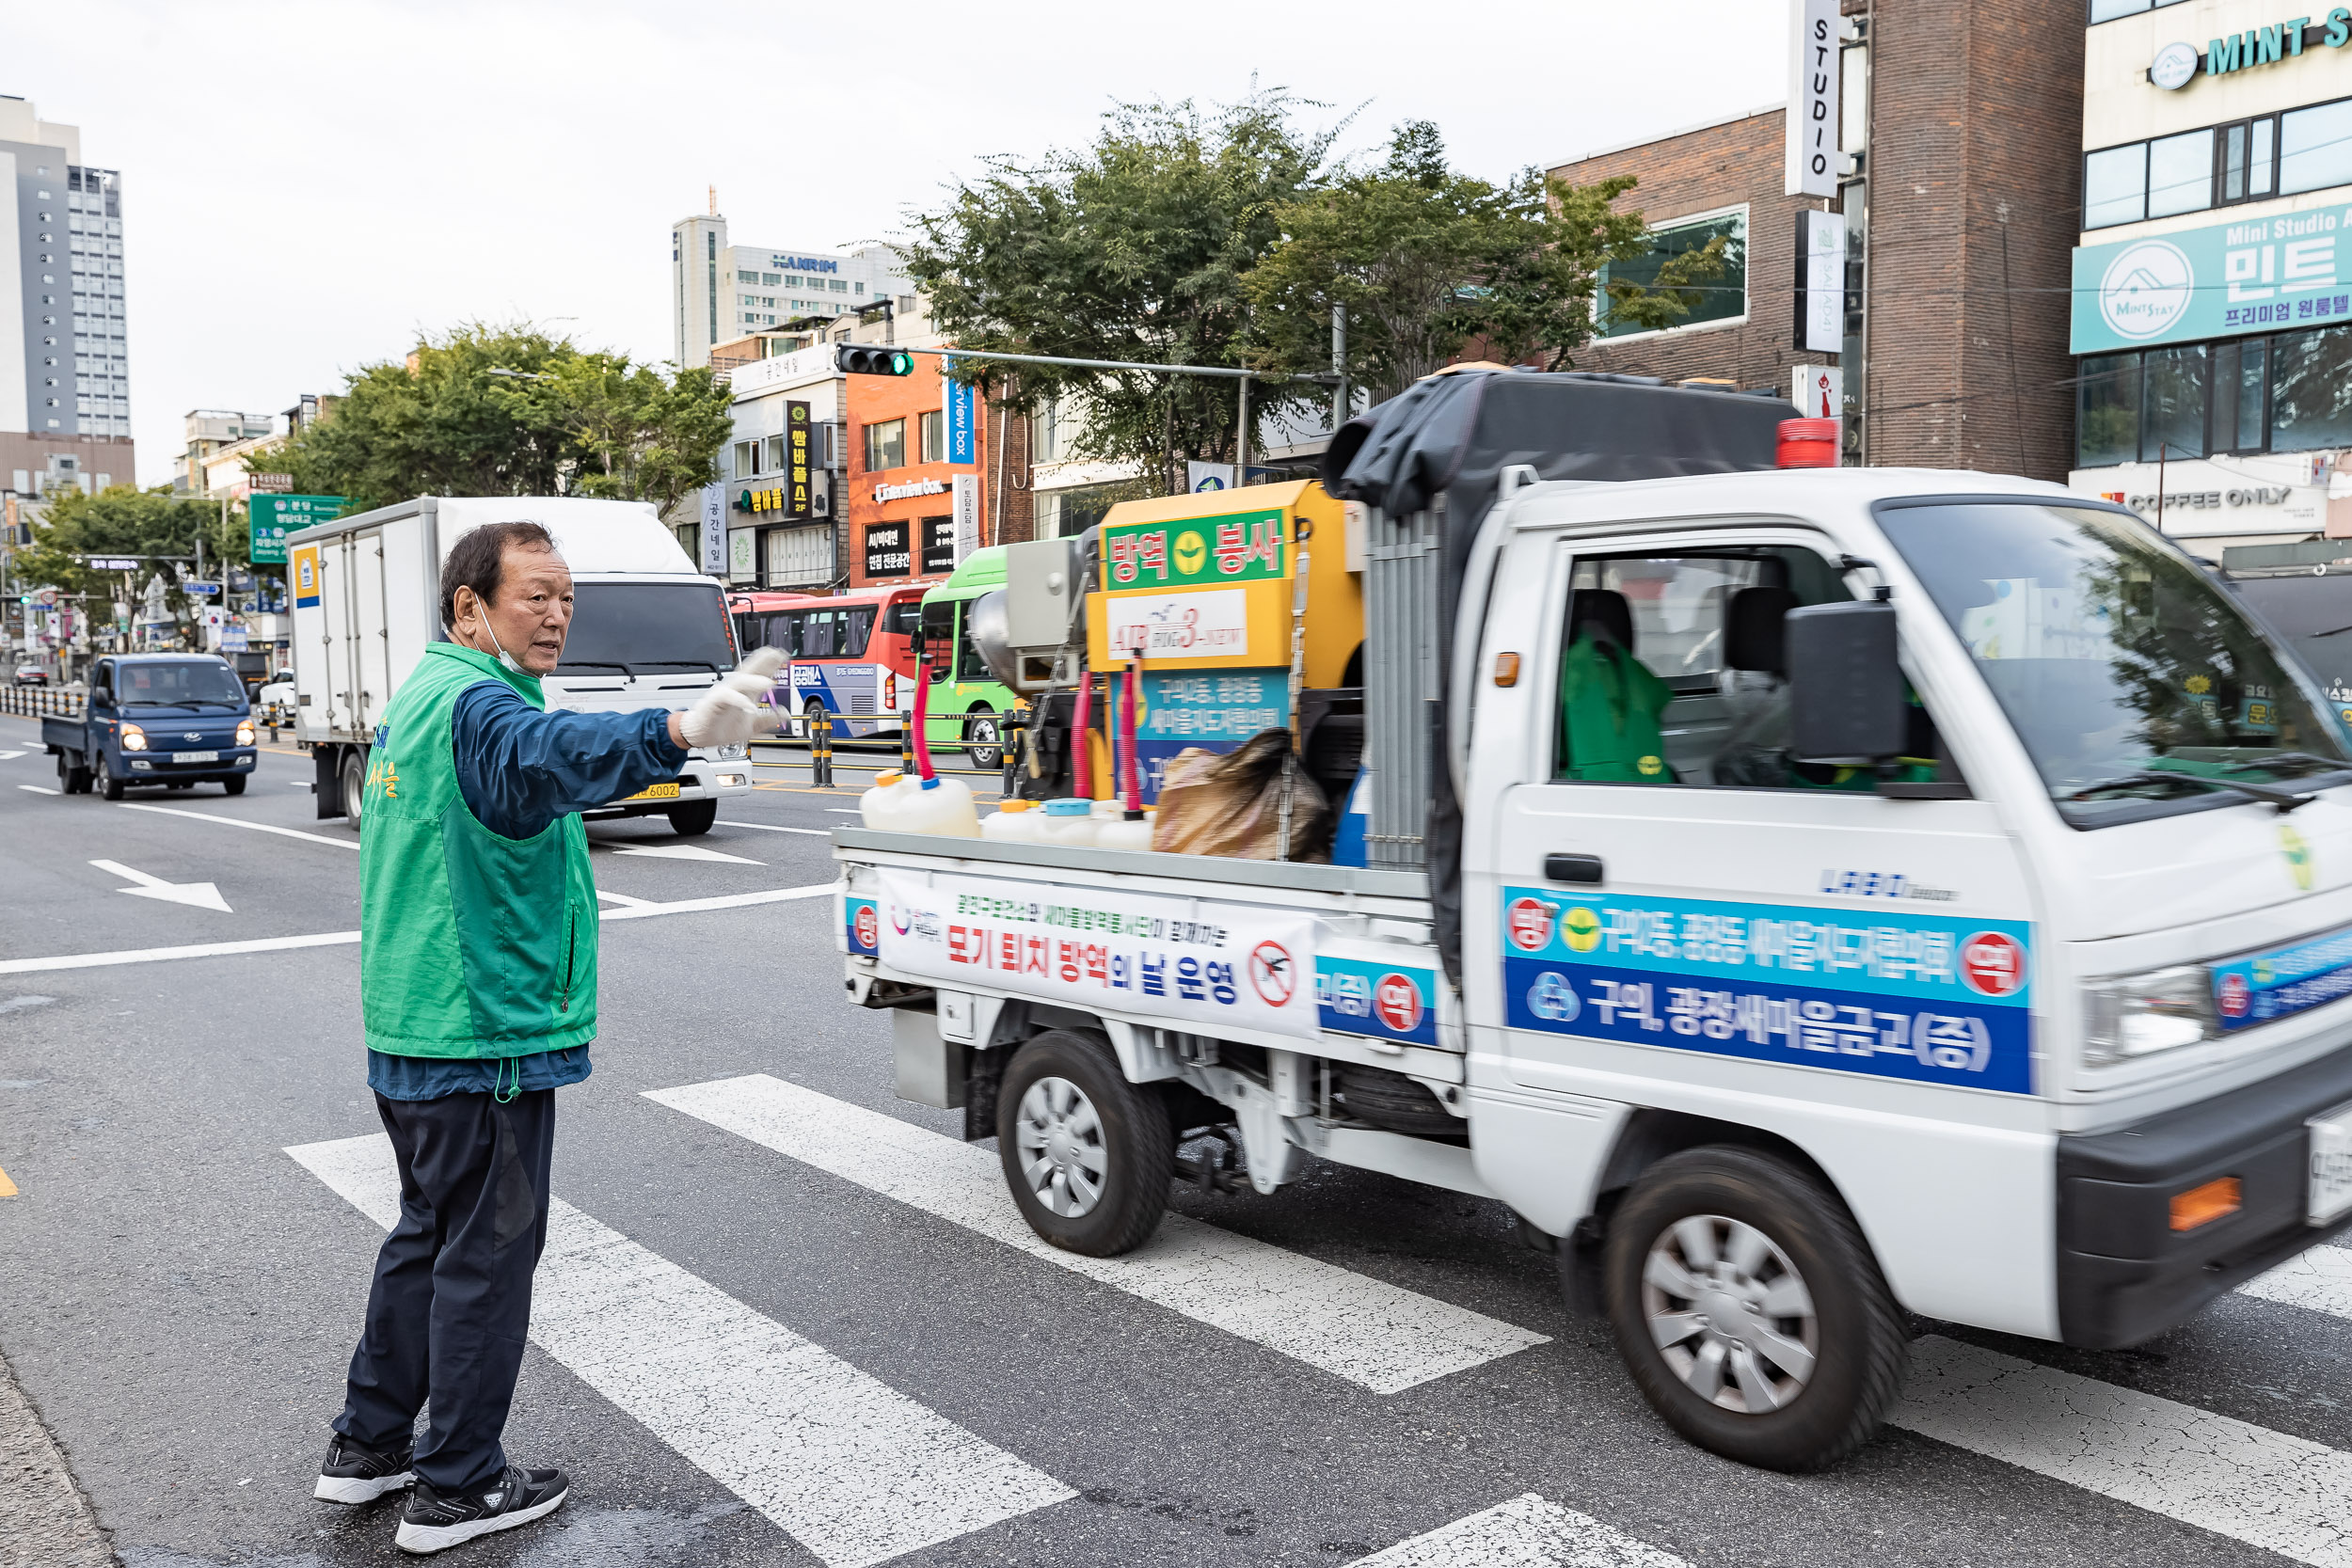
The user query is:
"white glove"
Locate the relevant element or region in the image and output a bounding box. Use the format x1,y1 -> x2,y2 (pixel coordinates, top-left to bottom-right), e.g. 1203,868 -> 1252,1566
678,647 -> 787,750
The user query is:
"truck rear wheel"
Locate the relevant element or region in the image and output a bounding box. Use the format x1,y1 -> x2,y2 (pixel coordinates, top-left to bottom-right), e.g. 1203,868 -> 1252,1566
57,751 -> 90,795
96,752 -> 125,801
964,709 -> 1002,771
341,749 -> 367,832
997,1030 -> 1173,1257
667,799 -> 717,835
1601,1147 -> 1905,1472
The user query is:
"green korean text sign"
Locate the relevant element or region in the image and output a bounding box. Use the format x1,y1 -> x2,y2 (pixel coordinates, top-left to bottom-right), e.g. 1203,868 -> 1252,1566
248,494 -> 347,566
2072,205 -> 2352,355
1103,507 -> 1286,590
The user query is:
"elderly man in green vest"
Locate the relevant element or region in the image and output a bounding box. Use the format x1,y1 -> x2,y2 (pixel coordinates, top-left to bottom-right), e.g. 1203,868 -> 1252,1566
310,519 -> 779,1556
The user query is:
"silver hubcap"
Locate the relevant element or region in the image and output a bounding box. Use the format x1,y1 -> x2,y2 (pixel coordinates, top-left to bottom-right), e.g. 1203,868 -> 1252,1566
1014,1075 -> 1107,1218
1643,1213 -> 1818,1414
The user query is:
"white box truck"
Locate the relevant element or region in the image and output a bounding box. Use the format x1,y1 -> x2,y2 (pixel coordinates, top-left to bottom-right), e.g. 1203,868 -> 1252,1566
284,495 -> 755,832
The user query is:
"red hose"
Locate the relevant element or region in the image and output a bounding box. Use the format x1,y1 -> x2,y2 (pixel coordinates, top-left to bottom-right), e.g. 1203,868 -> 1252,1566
911,647 -> 936,781
1120,660 -> 1141,812
1072,673 -> 1092,798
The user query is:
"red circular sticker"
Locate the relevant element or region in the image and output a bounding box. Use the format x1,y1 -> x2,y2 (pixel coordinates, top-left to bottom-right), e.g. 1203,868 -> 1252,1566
1960,932 -> 2027,997
1374,972 -> 1424,1034
1508,896 -> 1557,953
1249,942 -> 1296,1006
853,905 -> 878,951
2217,972 -> 2251,1020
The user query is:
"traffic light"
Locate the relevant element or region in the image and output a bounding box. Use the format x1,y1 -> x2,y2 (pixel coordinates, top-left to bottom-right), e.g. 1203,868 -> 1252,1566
835,344 -> 915,376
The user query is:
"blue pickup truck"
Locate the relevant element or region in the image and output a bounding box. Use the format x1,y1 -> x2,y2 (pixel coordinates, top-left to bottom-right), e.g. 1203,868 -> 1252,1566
43,654 -> 259,800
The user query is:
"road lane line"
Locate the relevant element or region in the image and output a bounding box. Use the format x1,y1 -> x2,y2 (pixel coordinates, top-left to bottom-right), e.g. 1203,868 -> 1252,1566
646,1073 -> 1549,1394
1343,1494 -> 1691,1567
612,843 -> 764,864
0,1166 -> 16,1197
726,822 -> 830,835
116,800 -> 359,849
1894,1334 -> 2352,1566
18,784 -> 58,795
286,1134 -> 1073,1568
596,890 -> 657,909
0,883 -> 837,974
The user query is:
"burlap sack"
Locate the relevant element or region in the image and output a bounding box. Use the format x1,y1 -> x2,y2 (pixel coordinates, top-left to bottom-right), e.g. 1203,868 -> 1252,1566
1149,729 -> 1330,862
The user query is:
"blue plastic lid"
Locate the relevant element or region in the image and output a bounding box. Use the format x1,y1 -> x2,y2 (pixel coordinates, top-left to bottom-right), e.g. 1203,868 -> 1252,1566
919,776 -> 941,790
1043,799 -> 1092,816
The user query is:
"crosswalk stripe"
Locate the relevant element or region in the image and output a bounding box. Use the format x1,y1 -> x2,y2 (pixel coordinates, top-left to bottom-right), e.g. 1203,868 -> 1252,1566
1343,1494 -> 1692,1567
645,1073 -> 1549,1395
1894,1334 -> 2352,1566
2241,1242 -> 2352,1319
285,1133 -> 1073,1568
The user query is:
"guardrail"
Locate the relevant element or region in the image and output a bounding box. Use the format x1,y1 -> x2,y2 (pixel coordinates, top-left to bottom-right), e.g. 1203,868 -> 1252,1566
0,686 -> 82,720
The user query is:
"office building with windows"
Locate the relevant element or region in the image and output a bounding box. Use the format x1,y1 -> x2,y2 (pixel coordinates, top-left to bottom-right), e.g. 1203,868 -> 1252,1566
2072,1 -> 2352,544
672,206 -> 914,369
0,94 -> 134,497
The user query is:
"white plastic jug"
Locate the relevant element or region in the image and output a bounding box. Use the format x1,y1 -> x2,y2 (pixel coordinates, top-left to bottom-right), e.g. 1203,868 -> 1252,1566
982,800 -> 1041,844
897,774 -> 982,838
1094,809 -> 1155,853
858,768 -> 915,830
1035,798 -> 1098,848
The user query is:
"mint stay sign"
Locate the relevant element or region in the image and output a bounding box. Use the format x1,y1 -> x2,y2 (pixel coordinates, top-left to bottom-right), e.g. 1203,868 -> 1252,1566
2072,206 -> 2352,355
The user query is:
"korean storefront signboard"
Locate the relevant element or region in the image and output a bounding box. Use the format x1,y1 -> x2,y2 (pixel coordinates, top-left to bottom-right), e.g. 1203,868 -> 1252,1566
786,401 -> 813,518
2073,206 -> 2352,354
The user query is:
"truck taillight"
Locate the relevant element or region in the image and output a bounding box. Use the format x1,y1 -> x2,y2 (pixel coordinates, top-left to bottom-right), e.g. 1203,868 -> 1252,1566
1777,418 -> 1839,468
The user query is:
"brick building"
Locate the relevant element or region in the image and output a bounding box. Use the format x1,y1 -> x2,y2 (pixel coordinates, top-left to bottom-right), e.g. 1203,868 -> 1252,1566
845,352 -> 1040,590
1549,1 -> 2086,482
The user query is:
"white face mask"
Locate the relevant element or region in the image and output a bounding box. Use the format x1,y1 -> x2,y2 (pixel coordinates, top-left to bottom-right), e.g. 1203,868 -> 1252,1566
468,594 -> 531,676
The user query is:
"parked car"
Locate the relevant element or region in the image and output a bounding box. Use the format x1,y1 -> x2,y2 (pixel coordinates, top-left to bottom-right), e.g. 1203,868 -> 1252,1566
13,664 -> 48,686
254,669 -> 296,729
43,654 -> 257,799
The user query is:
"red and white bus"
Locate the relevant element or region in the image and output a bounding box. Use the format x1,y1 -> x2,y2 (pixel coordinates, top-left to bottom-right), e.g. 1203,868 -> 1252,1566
728,585 -> 927,739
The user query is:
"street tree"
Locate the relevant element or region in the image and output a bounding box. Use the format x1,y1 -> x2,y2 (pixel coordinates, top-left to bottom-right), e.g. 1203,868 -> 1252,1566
902,89 -> 1344,489
267,323 -> 731,515
14,485 -> 241,626
1246,121 -> 1732,403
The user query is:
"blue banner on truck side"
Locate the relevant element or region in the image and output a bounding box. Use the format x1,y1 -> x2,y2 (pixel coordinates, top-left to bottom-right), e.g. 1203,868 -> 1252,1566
1500,887 -> 2034,1095
2211,922 -> 2352,1030
845,896 -> 879,956
1316,956 -> 1439,1047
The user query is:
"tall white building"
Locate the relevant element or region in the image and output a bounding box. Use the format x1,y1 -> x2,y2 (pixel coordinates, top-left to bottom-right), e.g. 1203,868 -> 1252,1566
0,94 -> 133,495
672,206 -> 913,369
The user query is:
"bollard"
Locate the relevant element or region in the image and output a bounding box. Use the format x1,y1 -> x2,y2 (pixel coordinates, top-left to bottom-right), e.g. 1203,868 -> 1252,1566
899,712 -> 914,779
813,708 -> 834,788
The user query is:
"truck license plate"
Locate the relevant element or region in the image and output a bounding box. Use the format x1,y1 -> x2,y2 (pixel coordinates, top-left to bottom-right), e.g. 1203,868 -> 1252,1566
172,750 -> 219,763
623,781 -> 681,801
2310,1100 -> 2352,1225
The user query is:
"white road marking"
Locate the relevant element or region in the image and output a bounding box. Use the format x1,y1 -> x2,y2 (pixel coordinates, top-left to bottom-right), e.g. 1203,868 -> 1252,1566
613,843 -> 764,864
116,800 -> 358,850
88,858 -> 232,914
286,1134 -> 1073,1568
2243,1242 -> 2352,1318
0,750 -> 24,761
0,882 -> 837,974
596,889 -> 658,909
1894,1334 -> 2352,1566
18,784 -> 59,796
646,1074 -> 1549,1394
826,808 -> 861,815
1344,1494 -> 1691,1567
725,822 -> 830,835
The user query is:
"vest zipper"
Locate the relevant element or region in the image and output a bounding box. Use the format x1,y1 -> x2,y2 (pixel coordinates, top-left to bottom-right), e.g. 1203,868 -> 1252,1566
558,908 -> 577,1015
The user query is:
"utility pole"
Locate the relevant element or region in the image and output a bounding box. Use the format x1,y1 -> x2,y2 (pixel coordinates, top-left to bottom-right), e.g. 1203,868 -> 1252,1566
1236,374 -> 1250,482
1331,305 -> 1348,433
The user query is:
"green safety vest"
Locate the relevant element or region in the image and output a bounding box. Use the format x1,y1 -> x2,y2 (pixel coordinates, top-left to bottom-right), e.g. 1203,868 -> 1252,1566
1559,634 -> 1674,783
358,642 -> 599,1059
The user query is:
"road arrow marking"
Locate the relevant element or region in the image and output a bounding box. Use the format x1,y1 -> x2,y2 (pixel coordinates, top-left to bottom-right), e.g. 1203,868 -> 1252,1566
612,844 -> 764,864
0,750 -> 25,761
88,859 -> 233,913
18,784 -> 58,796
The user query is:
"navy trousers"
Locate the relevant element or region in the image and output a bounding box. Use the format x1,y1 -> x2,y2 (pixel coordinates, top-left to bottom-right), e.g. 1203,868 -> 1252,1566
333,1088 -> 555,1495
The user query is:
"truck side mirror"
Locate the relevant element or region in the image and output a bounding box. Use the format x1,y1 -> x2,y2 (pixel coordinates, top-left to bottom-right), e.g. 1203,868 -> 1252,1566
1786,600 -> 1907,764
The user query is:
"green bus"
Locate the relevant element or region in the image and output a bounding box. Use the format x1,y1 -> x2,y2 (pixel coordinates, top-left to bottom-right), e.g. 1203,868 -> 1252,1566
919,546 -> 1019,771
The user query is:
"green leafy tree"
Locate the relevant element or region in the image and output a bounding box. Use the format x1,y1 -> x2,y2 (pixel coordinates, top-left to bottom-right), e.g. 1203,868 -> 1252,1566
268,323 -> 730,515
1246,121 -> 1729,401
14,485 -> 241,626
902,90 -> 1343,487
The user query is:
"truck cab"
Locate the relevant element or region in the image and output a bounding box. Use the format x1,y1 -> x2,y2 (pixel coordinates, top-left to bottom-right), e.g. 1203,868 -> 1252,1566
44,653 -> 258,799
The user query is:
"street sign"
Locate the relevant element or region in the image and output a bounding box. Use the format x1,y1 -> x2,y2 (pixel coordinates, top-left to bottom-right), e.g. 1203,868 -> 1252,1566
220,626 -> 249,652
248,494 -> 345,565
248,473 -> 294,493
35,587 -> 56,607
183,581 -> 221,598
87,556 -> 137,571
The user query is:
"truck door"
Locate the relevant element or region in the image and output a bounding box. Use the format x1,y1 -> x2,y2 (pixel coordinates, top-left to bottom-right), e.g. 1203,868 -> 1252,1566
351,529 -> 390,735
1463,524 -> 2052,1332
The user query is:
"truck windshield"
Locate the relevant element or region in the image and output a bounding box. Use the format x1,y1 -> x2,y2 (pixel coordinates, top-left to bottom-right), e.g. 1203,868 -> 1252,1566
2230,574 -> 2352,721
1878,499 -> 2352,827
558,582 -> 738,676
116,660 -> 245,710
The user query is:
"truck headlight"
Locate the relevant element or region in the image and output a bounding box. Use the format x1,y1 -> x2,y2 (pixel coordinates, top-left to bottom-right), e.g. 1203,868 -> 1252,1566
718,742 -> 749,760
119,723 -> 146,751
2083,963 -> 2218,1065
236,720 -> 257,746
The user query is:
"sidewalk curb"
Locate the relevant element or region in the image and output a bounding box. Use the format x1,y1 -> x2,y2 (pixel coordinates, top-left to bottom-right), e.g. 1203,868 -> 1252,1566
0,1340 -> 116,1568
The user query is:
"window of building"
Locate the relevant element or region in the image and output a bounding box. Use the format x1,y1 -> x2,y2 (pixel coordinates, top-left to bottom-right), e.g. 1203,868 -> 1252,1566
864,418 -> 905,471
784,275 -> 803,289
2148,128 -> 2216,218
733,439 -> 762,478
2086,94 -> 2352,228
2271,324 -> 2352,449
1595,208 -> 1747,339
919,409 -> 945,464
2220,118 -> 2278,204
2076,322 -> 2352,467
738,269 -> 759,283
2088,0 -> 2189,22
766,434 -> 787,471
2141,343 -> 2209,460
762,272 -> 780,286
2282,99 -> 2352,194
830,278 -> 849,292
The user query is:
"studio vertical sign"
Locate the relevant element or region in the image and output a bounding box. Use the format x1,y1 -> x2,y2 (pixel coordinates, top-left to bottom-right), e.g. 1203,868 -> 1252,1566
1795,209 -> 1846,352
1785,0 -> 1841,198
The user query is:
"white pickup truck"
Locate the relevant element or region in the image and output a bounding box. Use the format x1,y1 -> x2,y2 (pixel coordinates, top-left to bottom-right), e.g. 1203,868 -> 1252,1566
837,443 -> 2352,1470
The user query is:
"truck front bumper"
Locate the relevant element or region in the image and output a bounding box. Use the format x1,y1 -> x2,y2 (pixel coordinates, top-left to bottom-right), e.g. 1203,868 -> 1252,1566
2058,1037 -> 2352,1348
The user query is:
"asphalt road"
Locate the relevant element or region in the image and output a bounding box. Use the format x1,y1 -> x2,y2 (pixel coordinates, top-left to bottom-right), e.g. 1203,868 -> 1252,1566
6,714 -> 2352,1567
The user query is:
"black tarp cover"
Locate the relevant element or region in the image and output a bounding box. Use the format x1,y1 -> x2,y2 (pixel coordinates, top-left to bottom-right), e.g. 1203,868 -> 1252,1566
1323,371 -> 1789,984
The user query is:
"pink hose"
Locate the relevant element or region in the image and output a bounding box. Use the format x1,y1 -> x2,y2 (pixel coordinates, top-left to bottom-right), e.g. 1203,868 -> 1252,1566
1120,660 -> 1141,812
911,649 -> 936,781
1072,673 -> 1092,798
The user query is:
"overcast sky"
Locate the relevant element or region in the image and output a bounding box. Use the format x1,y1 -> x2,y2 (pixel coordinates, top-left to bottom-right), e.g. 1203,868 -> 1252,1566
9,0 -> 1788,487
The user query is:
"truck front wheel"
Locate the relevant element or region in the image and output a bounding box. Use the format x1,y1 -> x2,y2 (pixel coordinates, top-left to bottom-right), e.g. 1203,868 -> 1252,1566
964,709 -> 1002,771
667,800 -> 717,835
95,752 -> 126,801
1601,1147 -> 1905,1472
997,1030 -> 1173,1257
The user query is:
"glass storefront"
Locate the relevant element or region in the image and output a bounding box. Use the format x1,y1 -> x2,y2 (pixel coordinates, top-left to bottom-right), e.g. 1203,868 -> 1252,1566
2078,321 -> 2352,467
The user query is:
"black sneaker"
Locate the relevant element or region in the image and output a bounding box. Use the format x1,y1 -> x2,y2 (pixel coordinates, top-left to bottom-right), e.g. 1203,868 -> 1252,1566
394,1465 -> 569,1555
313,1433 -> 415,1504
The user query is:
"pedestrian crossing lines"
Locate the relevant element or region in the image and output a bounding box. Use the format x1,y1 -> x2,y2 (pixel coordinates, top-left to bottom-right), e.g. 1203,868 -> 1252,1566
285,1134 -> 1073,1568
644,1072 -> 1549,1394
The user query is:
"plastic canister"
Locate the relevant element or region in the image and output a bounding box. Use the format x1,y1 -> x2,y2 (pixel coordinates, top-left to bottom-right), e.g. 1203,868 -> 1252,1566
897,774 -> 982,839
1035,798 -> 1099,848
859,768 -> 914,830
1094,808 -> 1155,853
982,800 -> 1041,844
